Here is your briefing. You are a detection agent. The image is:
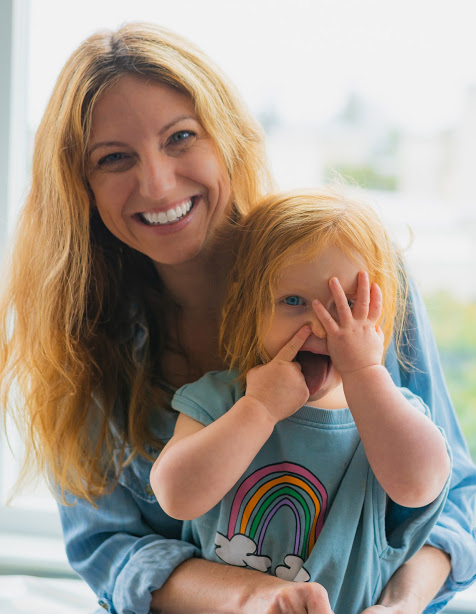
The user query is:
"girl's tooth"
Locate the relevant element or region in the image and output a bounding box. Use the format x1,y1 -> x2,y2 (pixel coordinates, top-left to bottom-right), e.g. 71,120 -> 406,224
158,212 -> 168,224
175,205 -> 182,218
167,209 -> 177,222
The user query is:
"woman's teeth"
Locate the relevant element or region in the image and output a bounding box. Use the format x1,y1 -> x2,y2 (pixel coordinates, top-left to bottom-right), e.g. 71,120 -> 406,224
140,199 -> 193,225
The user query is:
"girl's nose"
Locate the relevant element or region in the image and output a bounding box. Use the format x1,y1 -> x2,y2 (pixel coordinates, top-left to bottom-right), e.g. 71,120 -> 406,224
309,313 -> 327,339
139,153 -> 176,200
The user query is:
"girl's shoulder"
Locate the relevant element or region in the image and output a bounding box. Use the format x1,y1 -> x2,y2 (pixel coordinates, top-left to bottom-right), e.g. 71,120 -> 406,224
171,369 -> 243,423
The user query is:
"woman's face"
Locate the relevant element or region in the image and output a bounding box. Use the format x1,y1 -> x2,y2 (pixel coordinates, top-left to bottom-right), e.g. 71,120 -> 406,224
87,74 -> 232,267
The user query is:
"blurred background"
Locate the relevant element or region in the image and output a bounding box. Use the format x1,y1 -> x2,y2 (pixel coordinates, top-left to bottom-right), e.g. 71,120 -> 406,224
0,0 -> 475,610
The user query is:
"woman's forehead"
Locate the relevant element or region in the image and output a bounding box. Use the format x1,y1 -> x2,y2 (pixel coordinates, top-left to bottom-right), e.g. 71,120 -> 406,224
89,75 -> 197,143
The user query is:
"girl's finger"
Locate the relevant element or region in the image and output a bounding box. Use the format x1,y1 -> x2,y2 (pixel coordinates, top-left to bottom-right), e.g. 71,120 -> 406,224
368,282 -> 383,323
328,277 -> 354,325
311,299 -> 338,335
351,271 -> 371,320
274,325 -> 312,363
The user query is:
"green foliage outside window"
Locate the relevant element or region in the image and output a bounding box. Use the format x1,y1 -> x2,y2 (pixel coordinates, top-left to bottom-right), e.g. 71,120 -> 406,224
425,292 -> 476,462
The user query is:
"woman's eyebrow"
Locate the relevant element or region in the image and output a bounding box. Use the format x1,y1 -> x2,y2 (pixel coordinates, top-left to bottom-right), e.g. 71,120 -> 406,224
159,114 -> 197,135
88,140 -> 127,156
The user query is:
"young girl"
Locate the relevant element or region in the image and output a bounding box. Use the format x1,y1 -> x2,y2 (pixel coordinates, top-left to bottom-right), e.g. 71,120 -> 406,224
151,188 -> 451,614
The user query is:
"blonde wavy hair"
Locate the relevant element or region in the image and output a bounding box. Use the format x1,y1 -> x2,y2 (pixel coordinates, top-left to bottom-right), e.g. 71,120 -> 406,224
0,23 -> 272,502
221,188 -> 409,381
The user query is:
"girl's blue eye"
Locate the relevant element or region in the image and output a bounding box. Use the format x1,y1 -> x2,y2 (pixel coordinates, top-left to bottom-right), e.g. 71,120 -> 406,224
283,296 -> 305,306
347,299 -> 354,310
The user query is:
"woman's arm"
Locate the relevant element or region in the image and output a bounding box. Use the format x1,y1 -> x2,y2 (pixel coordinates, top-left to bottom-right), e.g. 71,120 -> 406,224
151,557 -> 334,614
361,545 -> 451,614
384,277 -> 476,610
60,447 -> 333,614
57,483 -> 199,614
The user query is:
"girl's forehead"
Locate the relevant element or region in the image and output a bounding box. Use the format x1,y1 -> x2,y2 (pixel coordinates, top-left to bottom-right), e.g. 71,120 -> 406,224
280,242 -> 364,268
274,243 -> 366,288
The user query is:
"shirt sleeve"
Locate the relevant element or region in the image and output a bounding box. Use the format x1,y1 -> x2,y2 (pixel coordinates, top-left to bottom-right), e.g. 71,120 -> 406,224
172,370 -> 240,425
57,483 -> 199,614
385,277 -> 476,612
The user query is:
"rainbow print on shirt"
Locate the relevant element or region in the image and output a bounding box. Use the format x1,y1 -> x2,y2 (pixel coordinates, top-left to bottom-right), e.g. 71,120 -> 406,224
215,461 -> 327,581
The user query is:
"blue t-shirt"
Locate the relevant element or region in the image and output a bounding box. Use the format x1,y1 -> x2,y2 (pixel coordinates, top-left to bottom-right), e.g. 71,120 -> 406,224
174,369 -> 450,614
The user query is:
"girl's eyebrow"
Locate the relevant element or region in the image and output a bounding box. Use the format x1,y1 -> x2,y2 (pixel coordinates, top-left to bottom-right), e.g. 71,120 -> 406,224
88,114 -> 198,156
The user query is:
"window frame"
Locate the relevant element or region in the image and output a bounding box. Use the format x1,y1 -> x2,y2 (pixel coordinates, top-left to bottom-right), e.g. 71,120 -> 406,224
0,0 -> 65,544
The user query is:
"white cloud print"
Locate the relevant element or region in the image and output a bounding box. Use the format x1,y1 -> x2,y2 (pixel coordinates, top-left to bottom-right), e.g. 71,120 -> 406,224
215,532 -> 272,572
275,554 -> 311,582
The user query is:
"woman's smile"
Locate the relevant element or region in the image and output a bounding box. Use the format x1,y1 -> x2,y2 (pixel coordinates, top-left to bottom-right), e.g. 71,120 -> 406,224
137,196 -> 194,226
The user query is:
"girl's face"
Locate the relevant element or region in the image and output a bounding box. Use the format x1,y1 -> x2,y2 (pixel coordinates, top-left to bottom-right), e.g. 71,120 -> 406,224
262,243 -> 365,409
87,74 -> 232,267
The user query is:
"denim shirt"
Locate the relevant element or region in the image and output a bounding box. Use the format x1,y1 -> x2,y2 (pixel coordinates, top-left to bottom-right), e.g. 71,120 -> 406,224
57,279 -> 476,614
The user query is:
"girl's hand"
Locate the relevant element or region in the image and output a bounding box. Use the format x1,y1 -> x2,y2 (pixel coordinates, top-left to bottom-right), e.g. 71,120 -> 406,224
312,271 -> 384,375
245,325 -> 311,424
244,580 -> 334,614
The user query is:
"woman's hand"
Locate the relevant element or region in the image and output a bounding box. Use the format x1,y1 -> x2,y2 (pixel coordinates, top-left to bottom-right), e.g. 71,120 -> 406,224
360,607 -> 407,614
243,580 -> 334,614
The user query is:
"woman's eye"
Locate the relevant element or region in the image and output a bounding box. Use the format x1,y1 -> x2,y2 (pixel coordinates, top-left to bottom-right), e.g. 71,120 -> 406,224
283,296 -> 305,306
97,152 -> 129,166
169,130 -> 195,144
347,299 -> 355,310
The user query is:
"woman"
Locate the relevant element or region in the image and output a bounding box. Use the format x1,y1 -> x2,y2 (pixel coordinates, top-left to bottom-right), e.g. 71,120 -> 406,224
0,22 -> 474,614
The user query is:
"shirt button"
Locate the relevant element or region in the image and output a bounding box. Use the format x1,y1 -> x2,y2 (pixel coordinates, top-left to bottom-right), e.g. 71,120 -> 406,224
98,599 -> 109,611
145,484 -> 155,496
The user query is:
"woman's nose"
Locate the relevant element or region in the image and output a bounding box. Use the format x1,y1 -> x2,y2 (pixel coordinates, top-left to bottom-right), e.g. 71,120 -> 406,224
139,153 -> 176,200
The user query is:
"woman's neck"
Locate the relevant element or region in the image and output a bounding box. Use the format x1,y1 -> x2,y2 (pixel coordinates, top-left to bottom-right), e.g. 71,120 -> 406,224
153,236 -> 236,317
153,238 -> 237,384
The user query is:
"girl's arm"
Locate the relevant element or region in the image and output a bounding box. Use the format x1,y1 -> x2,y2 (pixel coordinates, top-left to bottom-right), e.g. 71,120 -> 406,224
151,326 -> 312,521
342,364 -> 449,507
313,273 -> 450,508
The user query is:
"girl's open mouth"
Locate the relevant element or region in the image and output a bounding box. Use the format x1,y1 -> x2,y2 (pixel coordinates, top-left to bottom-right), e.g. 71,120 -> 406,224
296,351 -> 331,396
